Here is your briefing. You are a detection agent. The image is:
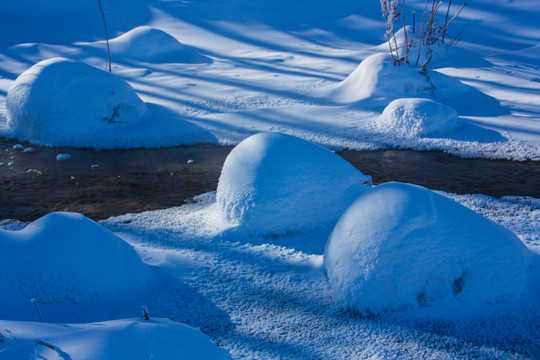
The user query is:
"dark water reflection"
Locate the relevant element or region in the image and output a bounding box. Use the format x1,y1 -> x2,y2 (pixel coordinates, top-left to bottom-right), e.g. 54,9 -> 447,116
1,140 -> 538,221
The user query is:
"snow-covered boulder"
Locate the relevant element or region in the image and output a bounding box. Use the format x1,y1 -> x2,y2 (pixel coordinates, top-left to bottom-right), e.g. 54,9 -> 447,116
109,26 -> 210,64
323,53 -> 433,104
3,57 -> 214,148
378,98 -> 461,137
216,132 -> 372,235
0,318 -> 232,360
6,57 -> 147,142
0,212 -> 152,305
325,182 -> 530,315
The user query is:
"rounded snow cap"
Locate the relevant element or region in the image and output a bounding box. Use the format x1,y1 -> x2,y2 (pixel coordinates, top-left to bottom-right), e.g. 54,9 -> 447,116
110,26 -> 209,64
0,212 -> 152,304
325,53 -> 432,104
6,57 -> 147,144
379,98 -> 461,137
325,182 -> 530,315
216,132 -> 372,235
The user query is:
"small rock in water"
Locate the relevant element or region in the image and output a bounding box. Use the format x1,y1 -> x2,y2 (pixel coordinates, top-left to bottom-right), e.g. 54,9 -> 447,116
26,169 -> 42,175
13,144 -> 24,150
187,159 -> 194,164
7,161 -> 14,166
91,164 -> 100,169
23,147 -> 35,153
56,153 -> 71,161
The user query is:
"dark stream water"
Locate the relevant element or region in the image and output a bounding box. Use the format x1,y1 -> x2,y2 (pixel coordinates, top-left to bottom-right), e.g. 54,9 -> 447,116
1,140 -> 538,221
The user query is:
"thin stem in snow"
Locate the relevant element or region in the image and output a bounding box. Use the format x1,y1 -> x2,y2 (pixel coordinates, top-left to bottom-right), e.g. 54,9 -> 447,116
98,0 -> 112,73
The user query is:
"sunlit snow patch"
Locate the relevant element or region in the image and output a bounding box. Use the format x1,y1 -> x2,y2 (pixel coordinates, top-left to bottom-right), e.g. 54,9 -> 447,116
2,57 -> 214,148
216,132 -> 372,235
0,318 -> 231,360
325,182 -> 533,315
378,98 -> 462,137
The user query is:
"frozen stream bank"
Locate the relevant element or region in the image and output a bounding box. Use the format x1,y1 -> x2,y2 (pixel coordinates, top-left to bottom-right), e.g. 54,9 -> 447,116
1,140 -> 539,221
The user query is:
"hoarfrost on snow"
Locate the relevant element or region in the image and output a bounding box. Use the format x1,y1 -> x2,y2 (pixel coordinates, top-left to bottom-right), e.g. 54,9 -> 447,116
379,98 -> 462,137
216,132 -> 372,235
325,182 -> 533,315
0,212 -> 153,315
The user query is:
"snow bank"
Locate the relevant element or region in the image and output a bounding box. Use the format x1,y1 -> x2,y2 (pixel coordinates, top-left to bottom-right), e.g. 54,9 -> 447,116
325,182 -> 531,315
110,26 -> 210,64
3,57 -> 214,148
216,132 -> 372,235
0,318 -> 231,360
0,212 -> 152,306
378,98 -> 461,137
322,53 -> 433,104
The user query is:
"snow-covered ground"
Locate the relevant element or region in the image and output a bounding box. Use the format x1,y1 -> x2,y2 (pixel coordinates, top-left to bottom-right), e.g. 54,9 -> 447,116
1,0 -> 539,359
0,0 -> 539,158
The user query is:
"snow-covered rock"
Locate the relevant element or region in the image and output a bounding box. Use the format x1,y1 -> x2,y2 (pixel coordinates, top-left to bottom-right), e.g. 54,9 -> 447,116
216,132 -> 372,235
378,98 -> 461,137
6,57 -> 147,143
0,212 -> 152,306
0,318 -> 232,360
325,182 -> 531,315
322,53 -> 433,104
110,26 -> 210,64
3,57 -> 215,148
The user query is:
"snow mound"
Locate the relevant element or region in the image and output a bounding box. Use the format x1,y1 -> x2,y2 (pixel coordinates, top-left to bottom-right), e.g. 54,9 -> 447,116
325,182 -> 531,315
216,132 -> 372,235
379,98 -> 461,137
3,57 -> 214,148
0,212 -> 152,305
110,26 -> 210,64
323,53 -> 433,104
0,318 -> 232,360
5,57 -> 146,140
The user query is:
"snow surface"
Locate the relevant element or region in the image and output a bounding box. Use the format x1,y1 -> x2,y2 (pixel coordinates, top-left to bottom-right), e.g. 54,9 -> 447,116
0,318 -> 232,360
325,182 -> 532,315
2,57 -> 214,148
216,132 -> 372,234
93,190 -> 540,360
379,98 -> 462,137
0,0 -> 539,158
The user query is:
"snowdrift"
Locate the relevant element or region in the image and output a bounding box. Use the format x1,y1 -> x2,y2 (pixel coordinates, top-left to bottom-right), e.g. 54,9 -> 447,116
322,53 -> 433,104
0,212 -> 152,309
321,52 -> 508,116
3,57 -> 214,148
109,26 -> 211,64
216,132 -> 372,235
0,318 -> 232,360
378,98 -> 462,137
325,182 -> 531,315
